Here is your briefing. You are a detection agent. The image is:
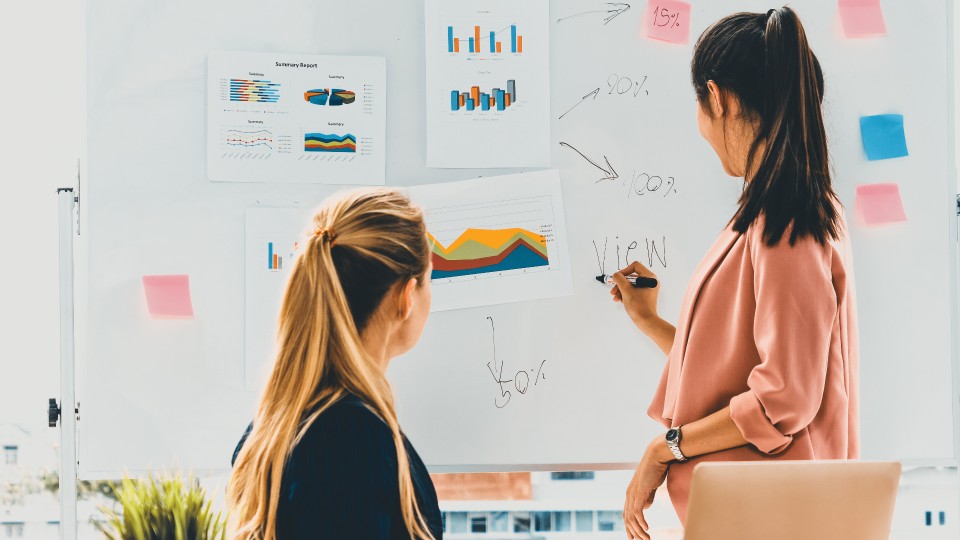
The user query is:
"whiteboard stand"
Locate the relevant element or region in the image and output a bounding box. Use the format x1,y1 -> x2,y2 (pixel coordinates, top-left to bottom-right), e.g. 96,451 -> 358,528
55,187 -> 79,540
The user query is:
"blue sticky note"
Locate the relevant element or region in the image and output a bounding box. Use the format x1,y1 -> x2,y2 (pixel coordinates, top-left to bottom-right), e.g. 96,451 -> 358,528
859,114 -> 908,161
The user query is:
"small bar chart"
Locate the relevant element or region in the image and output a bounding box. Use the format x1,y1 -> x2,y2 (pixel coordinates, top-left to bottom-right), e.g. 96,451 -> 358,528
447,24 -> 523,54
267,242 -> 283,271
450,80 -> 517,111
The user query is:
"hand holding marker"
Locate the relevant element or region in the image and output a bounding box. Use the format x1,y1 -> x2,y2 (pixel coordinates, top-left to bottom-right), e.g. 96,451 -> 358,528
596,274 -> 658,288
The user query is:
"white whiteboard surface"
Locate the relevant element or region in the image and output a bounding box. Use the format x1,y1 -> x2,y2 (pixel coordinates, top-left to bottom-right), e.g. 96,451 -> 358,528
81,0 -> 958,477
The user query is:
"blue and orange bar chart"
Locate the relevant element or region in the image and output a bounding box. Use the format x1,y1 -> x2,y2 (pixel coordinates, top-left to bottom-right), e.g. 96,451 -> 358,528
267,242 -> 283,270
450,80 -> 516,112
230,79 -> 281,102
446,25 -> 522,54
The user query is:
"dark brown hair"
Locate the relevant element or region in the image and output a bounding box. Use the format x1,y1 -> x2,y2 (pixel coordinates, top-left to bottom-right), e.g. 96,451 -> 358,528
692,7 -> 841,246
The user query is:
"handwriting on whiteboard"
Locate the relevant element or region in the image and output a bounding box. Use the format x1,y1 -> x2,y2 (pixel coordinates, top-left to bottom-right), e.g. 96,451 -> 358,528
485,316 -> 548,409
593,235 -> 667,275
558,72 -> 651,119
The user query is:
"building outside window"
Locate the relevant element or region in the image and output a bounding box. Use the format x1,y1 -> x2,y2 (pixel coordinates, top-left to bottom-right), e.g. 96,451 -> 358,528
550,471 -> 595,480
576,510 -> 594,531
2,446 -> 17,466
598,510 -> 625,532
512,511 -> 530,532
469,515 -> 486,533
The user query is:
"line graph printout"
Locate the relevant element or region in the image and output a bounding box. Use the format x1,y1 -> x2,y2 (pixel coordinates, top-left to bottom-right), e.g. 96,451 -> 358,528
425,0 -> 550,168
207,51 -> 385,184
407,170 -> 572,311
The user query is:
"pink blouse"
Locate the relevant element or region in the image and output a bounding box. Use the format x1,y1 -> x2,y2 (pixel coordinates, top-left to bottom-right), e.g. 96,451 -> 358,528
648,223 -> 860,523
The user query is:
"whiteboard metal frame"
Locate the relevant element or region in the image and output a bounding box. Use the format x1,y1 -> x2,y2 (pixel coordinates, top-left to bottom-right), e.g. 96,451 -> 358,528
948,0 -> 960,520
58,187 -> 79,540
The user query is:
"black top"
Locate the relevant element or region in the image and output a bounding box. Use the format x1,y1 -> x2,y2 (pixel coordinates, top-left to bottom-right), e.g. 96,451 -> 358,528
232,395 -> 443,539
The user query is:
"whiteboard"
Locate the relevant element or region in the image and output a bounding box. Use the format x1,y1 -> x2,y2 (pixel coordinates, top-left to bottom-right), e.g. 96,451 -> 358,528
80,0 -> 958,477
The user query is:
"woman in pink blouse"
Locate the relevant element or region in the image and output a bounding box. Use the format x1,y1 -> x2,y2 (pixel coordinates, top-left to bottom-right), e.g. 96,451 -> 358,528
612,8 -> 859,540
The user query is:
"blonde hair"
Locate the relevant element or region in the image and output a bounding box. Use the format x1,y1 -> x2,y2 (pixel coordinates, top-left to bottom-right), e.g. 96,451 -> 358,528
227,188 -> 434,540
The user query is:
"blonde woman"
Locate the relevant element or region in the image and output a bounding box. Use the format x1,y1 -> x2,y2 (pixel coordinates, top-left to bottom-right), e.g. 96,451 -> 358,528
228,189 -> 441,539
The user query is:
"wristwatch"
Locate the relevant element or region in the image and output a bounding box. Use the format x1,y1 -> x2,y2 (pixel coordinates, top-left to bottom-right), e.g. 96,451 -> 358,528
665,426 -> 687,462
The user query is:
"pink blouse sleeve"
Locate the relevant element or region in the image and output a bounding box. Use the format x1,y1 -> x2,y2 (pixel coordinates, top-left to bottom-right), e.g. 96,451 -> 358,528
729,227 -> 838,454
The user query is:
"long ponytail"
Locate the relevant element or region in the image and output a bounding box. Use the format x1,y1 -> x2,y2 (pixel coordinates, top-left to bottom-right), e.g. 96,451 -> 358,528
692,6 -> 841,246
227,188 -> 435,540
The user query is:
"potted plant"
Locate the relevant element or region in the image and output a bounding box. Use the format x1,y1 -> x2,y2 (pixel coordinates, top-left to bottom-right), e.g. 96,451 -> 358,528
95,472 -> 227,540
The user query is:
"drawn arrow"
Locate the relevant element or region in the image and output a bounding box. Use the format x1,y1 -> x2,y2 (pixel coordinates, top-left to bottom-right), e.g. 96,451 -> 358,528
557,3 -> 631,25
559,142 -> 619,182
558,87 -> 600,120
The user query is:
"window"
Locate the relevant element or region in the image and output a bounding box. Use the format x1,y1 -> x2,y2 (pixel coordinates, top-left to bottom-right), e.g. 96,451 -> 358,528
441,513 -> 446,533
513,512 -> 531,532
552,511 -> 572,531
470,515 -> 487,533
2,446 -> 17,466
550,471 -> 595,480
2,523 -> 24,538
534,511 -> 552,531
490,512 -> 509,532
447,512 -> 468,533
576,510 -> 594,531
597,511 -> 625,532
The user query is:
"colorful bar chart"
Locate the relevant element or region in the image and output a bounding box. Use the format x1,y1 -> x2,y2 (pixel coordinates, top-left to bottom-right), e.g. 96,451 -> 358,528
229,79 -> 281,102
450,80 -> 517,112
446,24 -> 522,54
267,242 -> 283,270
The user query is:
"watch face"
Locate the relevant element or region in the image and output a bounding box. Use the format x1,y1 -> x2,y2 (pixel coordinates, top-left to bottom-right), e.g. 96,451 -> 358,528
666,429 -> 679,442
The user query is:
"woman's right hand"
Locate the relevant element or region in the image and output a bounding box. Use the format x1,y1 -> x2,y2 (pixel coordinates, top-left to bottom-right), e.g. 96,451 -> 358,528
610,261 -> 661,333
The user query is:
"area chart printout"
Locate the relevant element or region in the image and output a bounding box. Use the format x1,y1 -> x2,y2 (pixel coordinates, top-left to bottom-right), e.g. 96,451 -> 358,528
406,170 -> 572,311
207,51 -> 385,184
424,0 -> 550,168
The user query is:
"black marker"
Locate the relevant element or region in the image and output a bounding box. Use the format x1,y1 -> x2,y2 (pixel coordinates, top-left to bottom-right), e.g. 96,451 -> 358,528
596,274 -> 658,288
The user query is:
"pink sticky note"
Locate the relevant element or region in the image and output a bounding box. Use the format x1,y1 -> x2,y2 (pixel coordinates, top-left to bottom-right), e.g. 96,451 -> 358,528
838,0 -> 886,38
142,275 -> 194,319
855,183 -> 906,226
646,0 -> 691,44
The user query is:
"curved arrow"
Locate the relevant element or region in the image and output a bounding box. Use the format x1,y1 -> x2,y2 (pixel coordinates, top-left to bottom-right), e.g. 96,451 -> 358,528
559,142 -> 619,182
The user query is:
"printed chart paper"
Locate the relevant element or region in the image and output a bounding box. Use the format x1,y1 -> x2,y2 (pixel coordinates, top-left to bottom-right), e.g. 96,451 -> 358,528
407,170 -> 573,311
207,51 -> 386,184
425,0 -> 550,168
244,207 -> 311,389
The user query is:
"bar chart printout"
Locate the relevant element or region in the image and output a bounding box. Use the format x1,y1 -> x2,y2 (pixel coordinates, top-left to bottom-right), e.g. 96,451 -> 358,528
245,208 -> 310,388
451,80 -> 517,111
446,24 -> 523,53
406,170 -> 572,311
425,0 -> 550,167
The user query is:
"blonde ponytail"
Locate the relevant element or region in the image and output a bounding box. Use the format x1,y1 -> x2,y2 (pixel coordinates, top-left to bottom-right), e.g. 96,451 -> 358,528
228,188 -> 435,540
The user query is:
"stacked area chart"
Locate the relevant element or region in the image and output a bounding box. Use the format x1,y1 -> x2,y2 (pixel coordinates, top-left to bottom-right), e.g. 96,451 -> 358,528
429,228 -> 548,278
